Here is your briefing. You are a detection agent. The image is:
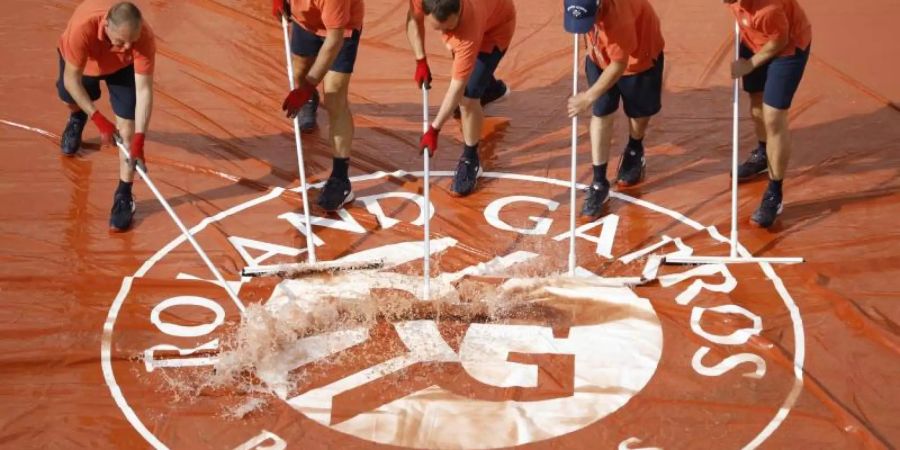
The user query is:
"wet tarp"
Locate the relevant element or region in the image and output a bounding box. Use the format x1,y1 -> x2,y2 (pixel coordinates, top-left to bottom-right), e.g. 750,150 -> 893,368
1,0 -> 898,449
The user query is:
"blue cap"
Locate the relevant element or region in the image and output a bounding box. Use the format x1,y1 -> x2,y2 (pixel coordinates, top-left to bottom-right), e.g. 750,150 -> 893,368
564,0 -> 598,34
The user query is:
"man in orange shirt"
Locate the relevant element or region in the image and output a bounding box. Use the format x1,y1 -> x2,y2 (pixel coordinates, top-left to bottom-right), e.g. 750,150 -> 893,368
57,0 -> 156,232
273,0 -> 364,211
406,2 -> 510,119
411,0 -> 516,196
565,0 -> 665,217
726,0 -> 811,228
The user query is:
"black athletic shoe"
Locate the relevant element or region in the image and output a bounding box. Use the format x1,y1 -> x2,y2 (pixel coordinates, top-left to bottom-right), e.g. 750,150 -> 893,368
453,79 -> 510,118
750,190 -> 783,228
737,147 -> 768,182
616,148 -> 646,187
298,90 -> 319,133
109,190 -> 136,232
581,181 -> 610,217
61,111 -> 88,156
450,157 -> 482,197
316,176 -> 353,211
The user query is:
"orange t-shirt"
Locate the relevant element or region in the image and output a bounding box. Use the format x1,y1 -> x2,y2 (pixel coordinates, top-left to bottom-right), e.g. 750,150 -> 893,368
730,0 -> 812,57
58,0 -> 156,77
586,0 -> 664,76
291,0 -> 365,37
410,0 -> 516,81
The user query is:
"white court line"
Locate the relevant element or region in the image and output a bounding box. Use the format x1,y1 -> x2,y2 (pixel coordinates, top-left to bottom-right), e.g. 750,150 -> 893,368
1,119 -> 59,139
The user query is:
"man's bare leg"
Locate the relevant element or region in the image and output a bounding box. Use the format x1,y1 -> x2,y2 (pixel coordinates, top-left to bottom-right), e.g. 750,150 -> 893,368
762,105 -> 791,181
737,92 -> 770,181
323,71 -> 354,159
459,96 -> 483,147
450,96 -> 484,196
115,116 -> 136,182
750,103 -> 792,228
628,116 -> 650,141
582,113 -> 616,217
316,70 -> 355,211
616,116 -> 649,186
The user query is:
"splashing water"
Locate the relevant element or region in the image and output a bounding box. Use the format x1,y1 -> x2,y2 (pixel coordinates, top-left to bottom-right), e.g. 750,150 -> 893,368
153,269 -> 644,418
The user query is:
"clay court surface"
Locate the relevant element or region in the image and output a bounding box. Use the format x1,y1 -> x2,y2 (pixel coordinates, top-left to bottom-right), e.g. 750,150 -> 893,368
1,0 -> 899,448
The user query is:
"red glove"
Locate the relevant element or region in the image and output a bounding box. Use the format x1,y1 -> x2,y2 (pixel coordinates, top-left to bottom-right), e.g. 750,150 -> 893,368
272,0 -> 290,18
420,125 -> 439,157
90,111 -> 116,146
130,132 -> 146,171
414,57 -> 432,89
282,83 -> 316,118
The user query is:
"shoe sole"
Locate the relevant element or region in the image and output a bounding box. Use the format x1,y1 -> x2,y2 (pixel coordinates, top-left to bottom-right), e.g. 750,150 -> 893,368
319,191 -> 355,212
749,203 -> 784,228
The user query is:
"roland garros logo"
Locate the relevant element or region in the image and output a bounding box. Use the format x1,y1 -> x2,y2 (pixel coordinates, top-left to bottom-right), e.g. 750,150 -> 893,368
102,171 -> 805,450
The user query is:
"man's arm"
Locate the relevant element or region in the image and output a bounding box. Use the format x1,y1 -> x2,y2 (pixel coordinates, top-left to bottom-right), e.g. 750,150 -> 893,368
305,28 -> 346,85
568,60 -> 627,117
406,9 -> 426,60
134,73 -> 153,134
64,60 -> 117,143
418,76 -> 465,156
749,35 -> 789,68
432,78 -> 467,130
431,41 -> 478,127
407,8 -> 432,88
585,60 -> 627,103
63,62 -> 97,115
731,36 -> 788,78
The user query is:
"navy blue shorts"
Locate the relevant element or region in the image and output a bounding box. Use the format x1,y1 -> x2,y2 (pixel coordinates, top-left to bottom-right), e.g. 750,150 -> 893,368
290,23 -> 361,73
586,53 -> 664,118
740,43 -> 810,110
56,51 -> 136,120
464,47 -> 505,99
